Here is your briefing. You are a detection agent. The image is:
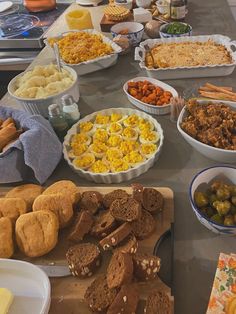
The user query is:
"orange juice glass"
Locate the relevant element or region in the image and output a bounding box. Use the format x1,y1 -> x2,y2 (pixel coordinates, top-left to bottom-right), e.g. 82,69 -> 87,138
65,9 -> 93,30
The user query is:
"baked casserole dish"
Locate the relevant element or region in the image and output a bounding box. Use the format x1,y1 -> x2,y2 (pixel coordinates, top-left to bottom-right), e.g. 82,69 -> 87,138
135,35 -> 236,80
145,40 -> 232,69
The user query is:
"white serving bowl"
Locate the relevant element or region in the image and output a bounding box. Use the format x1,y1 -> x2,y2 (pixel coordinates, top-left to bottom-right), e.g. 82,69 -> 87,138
63,107 -> 164,184
0,258 -> 51,314
8,65 -> 79,118
111,22 -> 144,47
114,0 -> 133,10
177,99 -> 236,163
189,166 -> 236,235
159,22 -> 192,38
123,76 -> 178,115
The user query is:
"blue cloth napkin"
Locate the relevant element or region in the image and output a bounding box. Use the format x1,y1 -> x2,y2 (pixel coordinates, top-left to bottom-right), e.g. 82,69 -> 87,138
0,106 -> 62,184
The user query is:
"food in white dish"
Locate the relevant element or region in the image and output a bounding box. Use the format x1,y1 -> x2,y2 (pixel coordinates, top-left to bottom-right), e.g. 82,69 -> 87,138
13,64 -> 75,99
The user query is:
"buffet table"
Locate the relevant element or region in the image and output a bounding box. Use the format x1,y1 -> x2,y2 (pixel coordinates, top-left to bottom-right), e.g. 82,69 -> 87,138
1,0 -> 236,313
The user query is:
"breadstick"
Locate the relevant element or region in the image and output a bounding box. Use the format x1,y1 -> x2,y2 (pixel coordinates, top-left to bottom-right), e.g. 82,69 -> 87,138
199,86 -> 233,92
199,91 -> 236,101
1,118 -> 15,129
0,123 -> 17,151
205,83 -> 236,97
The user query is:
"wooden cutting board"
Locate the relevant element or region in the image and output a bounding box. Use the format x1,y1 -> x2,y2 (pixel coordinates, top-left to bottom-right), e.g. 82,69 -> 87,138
0,186 -> 174,314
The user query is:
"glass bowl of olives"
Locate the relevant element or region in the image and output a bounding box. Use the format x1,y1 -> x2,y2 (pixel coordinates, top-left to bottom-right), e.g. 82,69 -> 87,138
189,166 -> 236,234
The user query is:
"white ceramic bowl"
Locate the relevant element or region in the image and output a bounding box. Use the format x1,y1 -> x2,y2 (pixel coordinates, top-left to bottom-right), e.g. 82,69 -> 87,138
0,258 -> 51,314
136,0 -> 152,8
114,0 -> 133,10
111,22 -> 144,47
189,166 -> 236,235
159,22 -> 192,38
63,107 -> 164,184
8,65 -> 79,118
177,99 -> 236,163
156,0 -> 169,14
123,76 -> 178,115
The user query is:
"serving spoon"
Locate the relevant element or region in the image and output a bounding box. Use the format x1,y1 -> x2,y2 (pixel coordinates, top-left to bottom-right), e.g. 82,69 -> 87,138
53,43 -> 62,72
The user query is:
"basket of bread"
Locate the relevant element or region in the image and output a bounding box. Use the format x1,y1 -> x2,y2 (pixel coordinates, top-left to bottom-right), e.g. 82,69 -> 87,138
0,106 -> 62,184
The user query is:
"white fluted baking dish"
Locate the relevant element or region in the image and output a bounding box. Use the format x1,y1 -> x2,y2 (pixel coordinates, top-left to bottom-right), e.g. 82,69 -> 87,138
63,108 -> 164,184
123,76 -> 178,115
8,65 -> 79,118
45,30 -> 122,76
135,35 -> 236,80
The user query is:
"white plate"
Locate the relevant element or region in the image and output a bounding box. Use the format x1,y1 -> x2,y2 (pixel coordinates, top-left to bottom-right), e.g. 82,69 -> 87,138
63,107 -> 164,184
76,0 -> 103,6
0,1 -> 13,13
123,76 -> 178,115
0,259 -> 51,314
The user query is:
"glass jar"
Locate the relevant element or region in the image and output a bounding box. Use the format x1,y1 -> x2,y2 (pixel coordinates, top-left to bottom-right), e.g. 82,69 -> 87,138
170,0 -> 186,20
23,0 -> 56,13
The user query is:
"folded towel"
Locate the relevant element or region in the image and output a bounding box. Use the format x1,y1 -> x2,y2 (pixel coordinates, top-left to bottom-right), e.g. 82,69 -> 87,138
0,106 -> 62,184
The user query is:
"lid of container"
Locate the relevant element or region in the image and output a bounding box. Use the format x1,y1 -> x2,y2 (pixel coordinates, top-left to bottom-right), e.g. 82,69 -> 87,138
48,104 -> 61,116
61,95 -> 75,107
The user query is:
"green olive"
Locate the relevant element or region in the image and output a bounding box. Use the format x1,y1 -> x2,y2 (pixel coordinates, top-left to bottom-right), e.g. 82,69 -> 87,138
224,215 -> 235,226
194,192 -> 208,208
229,185 -> 236,197
213,200 -> 231,216
211,214 -> 224,224
216,187 -> 231,201
232,196 -> 236,206
209,194 -> 218,205
211,181 -> 223,192
230,204 -> 236,215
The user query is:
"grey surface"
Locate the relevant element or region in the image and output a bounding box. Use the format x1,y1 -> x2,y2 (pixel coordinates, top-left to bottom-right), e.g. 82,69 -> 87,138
1,0 -> 236,313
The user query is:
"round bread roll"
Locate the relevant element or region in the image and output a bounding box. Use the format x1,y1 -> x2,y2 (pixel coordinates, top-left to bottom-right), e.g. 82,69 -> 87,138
33,193 -> 73,228
15,210 -> 59,257
5,184 -> 43,211
0,217 -> 14,258
42,180 -> 80,206
0,197 -> 27,224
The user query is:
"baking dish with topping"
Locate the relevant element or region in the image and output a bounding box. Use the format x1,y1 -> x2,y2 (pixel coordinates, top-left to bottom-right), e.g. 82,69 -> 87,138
46,29 -> 122,76
63,108 -> 164,184
135,35 -> 236,80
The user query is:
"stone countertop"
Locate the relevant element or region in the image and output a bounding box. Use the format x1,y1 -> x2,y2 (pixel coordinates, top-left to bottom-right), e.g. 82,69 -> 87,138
1,1 -> 236,313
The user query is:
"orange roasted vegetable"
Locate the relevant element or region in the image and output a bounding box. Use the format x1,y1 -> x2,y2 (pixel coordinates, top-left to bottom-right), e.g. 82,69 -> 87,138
127,80 -> 173,107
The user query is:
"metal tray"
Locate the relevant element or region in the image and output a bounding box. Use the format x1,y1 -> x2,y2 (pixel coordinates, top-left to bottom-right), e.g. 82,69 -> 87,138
135,35 -> 236,80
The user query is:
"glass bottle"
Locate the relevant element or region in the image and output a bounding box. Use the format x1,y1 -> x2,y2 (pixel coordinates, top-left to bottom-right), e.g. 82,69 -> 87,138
61,95 -> 80,127
48,104 -> 69,140
170,0 -> 186,21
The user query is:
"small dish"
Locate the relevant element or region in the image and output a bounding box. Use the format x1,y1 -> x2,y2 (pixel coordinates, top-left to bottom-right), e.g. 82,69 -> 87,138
111,22 -> 144,46
159,22 -> 192,38
0,259 -> 51,314
189,166 -> 236,235
114,0 -> 133,10
136,0 -> 152,8
123,76 -> 178,115
156,0 -> 169,14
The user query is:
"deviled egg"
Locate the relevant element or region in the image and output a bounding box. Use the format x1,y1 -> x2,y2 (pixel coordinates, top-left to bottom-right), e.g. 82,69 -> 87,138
122,127 -> 138,141
89,141 -> 108,159
73,153 -> 95,170
94,114 -> 110,128
123,151 -> 146,168
79,121 -> 95,136
108,122 -> 123,135
89,160 -> 110,174
140,143 -> 158,159
139,130 -> 160,144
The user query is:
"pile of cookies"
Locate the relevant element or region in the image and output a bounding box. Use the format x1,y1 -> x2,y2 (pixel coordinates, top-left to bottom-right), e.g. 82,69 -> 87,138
0,180 -> 79,258
65,183 -> 171,313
